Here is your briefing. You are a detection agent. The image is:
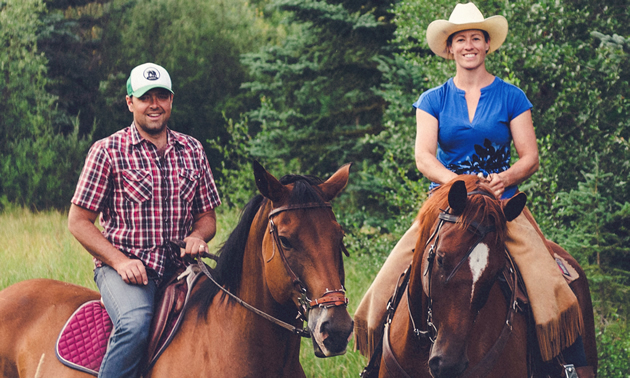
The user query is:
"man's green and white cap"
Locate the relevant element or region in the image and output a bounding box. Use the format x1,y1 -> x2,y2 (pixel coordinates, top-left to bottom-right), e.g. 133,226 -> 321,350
126,62 -> 173,97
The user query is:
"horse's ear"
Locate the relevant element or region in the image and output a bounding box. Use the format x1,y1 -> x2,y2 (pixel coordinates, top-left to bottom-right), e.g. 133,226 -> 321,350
253,160 -> 288,202
448,180 -> 468,215
503,192 -> 527,222
319,163 -> 352,202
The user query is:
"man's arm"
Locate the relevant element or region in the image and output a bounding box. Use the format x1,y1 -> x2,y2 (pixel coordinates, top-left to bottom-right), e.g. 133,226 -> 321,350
67,204 -> 149,285
181,209 -> 217,258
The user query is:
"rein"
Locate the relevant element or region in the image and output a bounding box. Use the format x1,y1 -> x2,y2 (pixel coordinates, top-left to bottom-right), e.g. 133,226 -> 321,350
196,258 -> 312,337
194,201 -> 349,339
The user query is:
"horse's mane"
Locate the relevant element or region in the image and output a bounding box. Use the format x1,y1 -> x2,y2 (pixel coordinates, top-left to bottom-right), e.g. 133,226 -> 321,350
190,173 -> 326,317
416,175 -> 509,249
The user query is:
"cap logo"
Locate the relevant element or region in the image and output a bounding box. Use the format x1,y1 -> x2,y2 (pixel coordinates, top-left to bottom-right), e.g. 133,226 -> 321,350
143,68 -> 160,81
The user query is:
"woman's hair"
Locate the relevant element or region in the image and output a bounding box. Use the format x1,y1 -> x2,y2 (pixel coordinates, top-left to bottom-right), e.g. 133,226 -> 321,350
446,29 -> 490,49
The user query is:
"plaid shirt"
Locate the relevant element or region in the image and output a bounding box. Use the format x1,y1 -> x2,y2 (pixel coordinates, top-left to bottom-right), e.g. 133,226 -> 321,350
71,124 -> 221,278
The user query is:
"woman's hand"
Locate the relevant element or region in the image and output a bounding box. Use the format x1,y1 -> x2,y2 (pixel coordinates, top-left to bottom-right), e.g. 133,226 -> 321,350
487,173 -> 506,199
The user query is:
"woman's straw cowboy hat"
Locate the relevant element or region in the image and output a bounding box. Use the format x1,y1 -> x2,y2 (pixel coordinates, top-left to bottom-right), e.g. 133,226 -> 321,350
426,2 -> 508,59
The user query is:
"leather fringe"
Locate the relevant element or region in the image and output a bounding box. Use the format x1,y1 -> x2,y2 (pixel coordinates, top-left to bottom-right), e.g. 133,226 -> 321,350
536,294 -> 585,361
354,318 -> 382,359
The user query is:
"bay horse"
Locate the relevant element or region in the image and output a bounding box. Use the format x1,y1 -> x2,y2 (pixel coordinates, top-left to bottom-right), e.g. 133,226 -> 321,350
0,161 -> 354,378
370,175 -> 597,378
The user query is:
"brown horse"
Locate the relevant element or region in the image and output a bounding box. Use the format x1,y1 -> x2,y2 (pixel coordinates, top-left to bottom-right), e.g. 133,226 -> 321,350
374,175 -> 597,378
0,161 -> 354,378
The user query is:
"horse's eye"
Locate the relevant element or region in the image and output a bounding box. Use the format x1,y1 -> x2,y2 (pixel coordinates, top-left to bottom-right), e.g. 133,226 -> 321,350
437,255 -> 444,267
279,236 -> 292,249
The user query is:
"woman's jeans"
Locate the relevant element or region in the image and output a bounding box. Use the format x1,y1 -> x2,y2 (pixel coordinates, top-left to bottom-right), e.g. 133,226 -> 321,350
95,265 -> 157,378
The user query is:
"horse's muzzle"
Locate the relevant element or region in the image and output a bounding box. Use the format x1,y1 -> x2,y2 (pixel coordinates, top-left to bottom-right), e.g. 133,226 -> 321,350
307,306 -> 353,358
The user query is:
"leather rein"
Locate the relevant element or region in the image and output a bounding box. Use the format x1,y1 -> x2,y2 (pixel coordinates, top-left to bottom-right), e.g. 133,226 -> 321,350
197,201 -> 349,338
376,191 -> 520,378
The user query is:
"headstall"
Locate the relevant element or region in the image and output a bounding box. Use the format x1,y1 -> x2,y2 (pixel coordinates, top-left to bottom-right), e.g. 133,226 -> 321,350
267,202 -> 349,318
193,200 -> 349,339
370,190 -> 521,378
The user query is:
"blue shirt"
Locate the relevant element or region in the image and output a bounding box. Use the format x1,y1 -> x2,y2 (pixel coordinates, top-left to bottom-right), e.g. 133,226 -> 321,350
413,77 -> 532,199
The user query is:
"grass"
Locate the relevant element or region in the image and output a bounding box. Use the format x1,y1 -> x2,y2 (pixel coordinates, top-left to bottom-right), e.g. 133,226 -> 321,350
0,205 -> 378,377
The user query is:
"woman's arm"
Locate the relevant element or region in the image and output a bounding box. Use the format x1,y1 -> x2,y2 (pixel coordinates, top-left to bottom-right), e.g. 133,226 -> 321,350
489,109 -> 539,197
414,108 -> 458,185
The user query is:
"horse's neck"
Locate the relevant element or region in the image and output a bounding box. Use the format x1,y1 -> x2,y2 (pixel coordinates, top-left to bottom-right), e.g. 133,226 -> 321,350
239,205 -> 272,304
239,202 -> 299,324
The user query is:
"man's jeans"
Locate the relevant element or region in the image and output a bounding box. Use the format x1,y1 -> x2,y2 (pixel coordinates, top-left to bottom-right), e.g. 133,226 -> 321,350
95,265 -> 157,378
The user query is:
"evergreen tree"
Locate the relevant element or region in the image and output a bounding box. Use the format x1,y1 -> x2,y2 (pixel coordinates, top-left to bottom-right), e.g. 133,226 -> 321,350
242,0 -> 396,177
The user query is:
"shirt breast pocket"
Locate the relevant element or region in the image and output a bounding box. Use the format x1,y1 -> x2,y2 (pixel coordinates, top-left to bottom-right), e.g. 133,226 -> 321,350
121,169 -> 153,203
179,169 -> 200,203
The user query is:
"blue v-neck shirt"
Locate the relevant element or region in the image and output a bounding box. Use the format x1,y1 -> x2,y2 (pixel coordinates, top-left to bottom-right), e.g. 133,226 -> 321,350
413,77 -> 532,199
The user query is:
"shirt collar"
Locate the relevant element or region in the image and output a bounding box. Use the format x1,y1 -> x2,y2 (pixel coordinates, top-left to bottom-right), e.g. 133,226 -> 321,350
128,123 -> 187,149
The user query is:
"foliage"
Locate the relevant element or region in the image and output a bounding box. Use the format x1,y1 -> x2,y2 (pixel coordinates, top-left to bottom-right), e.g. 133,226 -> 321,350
545,157 -> 630,345
0,0 -> 50,151
95,0 -> 273,168
0,0 -> 92,210
241,0 -> 396,179
37,0 -> 108,136
2,118 -> 93,209
596,321 -> 630,378
206,115 -> 258,208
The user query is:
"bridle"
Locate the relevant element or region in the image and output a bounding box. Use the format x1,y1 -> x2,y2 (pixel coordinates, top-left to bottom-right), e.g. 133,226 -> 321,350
371,190 -> 520,378
267,202 -> 349,318
197,201 -> 349,338
414,191 -> 498,343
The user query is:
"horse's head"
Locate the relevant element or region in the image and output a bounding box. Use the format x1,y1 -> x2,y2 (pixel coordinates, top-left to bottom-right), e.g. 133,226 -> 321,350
416,176 -> 526,377
253,161 -> 354,358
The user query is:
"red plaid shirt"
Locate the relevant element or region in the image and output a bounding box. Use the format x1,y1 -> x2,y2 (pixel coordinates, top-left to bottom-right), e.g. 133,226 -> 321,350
71,124 -> 221,278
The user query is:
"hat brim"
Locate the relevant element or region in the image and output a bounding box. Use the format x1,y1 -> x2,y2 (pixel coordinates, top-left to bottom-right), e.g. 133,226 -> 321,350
426,15 -> 508,59
130,84 -> 174,98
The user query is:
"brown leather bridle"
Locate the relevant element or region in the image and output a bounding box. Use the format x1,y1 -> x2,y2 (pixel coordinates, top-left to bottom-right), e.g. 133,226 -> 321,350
196,201 -> 349,338
267,202 -> 349,318
361,191 -> 520,378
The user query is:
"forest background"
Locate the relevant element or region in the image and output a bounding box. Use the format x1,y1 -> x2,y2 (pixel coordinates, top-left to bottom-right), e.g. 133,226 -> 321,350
1,0 -> 629,375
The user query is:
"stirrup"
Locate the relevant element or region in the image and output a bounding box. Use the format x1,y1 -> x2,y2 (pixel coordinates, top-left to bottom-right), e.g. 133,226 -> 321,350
563,364 -> 578,378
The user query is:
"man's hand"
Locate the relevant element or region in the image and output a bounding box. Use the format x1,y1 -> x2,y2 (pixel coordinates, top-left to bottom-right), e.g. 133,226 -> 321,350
113,258 -> 149,286
181,236 -> 209,259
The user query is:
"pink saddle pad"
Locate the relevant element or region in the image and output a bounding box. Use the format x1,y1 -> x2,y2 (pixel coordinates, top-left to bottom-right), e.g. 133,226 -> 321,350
56,300 -> 112,376
54,264 -> 204,375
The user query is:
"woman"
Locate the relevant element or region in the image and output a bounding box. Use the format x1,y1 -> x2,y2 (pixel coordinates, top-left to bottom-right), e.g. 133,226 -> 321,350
353,3 -> 593,376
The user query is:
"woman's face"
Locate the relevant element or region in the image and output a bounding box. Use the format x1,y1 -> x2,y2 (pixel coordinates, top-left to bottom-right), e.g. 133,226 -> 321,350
448,29 -> 490,70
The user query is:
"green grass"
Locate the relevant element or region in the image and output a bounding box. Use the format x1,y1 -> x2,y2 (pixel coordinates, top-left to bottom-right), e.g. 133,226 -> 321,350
0,205 -> 377,377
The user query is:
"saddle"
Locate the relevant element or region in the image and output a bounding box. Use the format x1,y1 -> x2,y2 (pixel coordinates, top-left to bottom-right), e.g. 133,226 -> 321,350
55,263 -> 204,376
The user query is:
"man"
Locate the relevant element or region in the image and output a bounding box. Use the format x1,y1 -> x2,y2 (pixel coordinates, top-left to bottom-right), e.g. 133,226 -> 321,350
68,62 -> 221,377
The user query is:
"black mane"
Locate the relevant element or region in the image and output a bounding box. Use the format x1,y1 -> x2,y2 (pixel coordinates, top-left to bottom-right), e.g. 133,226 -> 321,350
189,173 -> 325,316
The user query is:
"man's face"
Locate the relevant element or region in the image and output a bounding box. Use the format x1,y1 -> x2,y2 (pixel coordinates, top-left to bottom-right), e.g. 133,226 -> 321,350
126,88 -> 173,136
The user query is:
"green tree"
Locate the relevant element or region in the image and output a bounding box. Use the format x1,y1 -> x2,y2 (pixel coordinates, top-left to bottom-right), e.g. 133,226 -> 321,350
242,0 -> 396,178
36,0 -> 110,136
95,0 -> 271,168
0,0 -> 92,210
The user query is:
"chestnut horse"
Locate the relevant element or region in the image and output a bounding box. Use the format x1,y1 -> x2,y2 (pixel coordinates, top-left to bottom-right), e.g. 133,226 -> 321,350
371,176 -> 597,378
0,161 -> 354,378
